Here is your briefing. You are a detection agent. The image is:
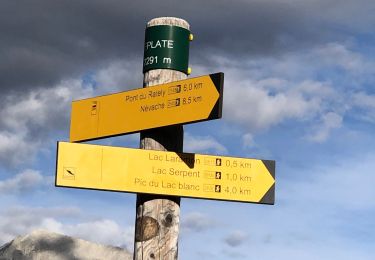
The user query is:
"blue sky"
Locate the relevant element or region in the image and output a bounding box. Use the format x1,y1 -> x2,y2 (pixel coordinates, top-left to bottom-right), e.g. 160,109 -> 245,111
1,0 -> 375,259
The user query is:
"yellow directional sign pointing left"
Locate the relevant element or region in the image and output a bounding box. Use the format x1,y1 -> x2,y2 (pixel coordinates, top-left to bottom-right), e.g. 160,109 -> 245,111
56,142 -> 275,204
70,73 -> 224,142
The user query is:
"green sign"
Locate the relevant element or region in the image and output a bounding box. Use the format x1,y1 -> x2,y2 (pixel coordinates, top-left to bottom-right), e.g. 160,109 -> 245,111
143,25 -> 191,74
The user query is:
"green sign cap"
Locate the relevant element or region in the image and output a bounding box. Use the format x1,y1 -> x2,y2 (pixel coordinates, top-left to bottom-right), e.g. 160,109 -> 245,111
143,25 -> 191,74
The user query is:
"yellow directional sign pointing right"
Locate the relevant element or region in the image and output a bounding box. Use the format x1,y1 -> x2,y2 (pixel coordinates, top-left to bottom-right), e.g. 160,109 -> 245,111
70,73 -> 224,142
56,142 -> 275,204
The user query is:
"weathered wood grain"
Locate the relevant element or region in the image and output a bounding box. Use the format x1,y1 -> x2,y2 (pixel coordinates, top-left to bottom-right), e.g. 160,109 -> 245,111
134,17 -> 189,260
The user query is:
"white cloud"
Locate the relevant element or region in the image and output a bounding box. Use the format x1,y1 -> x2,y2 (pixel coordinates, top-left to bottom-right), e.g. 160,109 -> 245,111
0,78 -> 94,168
64,219 -> 134,248
225,78 -> 331,131
0,59 -> 142,169
0,42 -> 371,169
0,206 -> 133,248
184,134 -> 227,154
0,206 -> 82,244
242,133 -> 254,149
307,112 -> 343,143
351,92 -> 375,123
0,132 -> 35,167
0,169 -> 46,194
208,42 -> 375,143
181,212 -> 216,233
1,79 -> 93,132
261,41 -> 374,82
312,42 -> 365,72
353,92 -> 375,109
223,230 -> 248,247
94,60 -> 143,94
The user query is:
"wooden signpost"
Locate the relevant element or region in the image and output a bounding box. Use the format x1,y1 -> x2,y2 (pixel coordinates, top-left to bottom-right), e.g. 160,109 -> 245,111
55,17 -> 276,260
135,17 -> 190,260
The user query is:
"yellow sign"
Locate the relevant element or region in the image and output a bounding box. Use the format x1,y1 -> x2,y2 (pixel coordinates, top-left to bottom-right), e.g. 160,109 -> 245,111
70,73 -> 224,142
56,142 -> 275,204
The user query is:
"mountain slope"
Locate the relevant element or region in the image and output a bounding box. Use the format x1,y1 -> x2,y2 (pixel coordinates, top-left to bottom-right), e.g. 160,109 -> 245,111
0,230 -> 132,260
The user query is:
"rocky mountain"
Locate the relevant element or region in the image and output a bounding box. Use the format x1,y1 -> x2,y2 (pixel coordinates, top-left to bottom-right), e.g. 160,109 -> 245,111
0,230 -> 132,260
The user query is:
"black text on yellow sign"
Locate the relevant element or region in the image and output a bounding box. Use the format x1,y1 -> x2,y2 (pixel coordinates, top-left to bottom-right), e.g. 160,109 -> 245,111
70,73 -> 224,142
55,142 -> 275,204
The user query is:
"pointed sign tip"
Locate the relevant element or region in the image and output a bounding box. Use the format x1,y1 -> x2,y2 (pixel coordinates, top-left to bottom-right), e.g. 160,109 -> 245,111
262,160 -> 275,179
259,160 -> 275,204
208,73 -> 224,120
259,183 -> 275,205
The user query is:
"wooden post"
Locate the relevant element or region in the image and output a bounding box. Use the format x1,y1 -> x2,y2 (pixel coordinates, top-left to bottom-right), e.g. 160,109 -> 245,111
134,17 -> 190,260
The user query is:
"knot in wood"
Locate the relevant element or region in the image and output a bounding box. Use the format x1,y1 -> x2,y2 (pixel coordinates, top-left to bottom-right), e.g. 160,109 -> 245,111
162,213 -> 174,228
135,216 -> 160,242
